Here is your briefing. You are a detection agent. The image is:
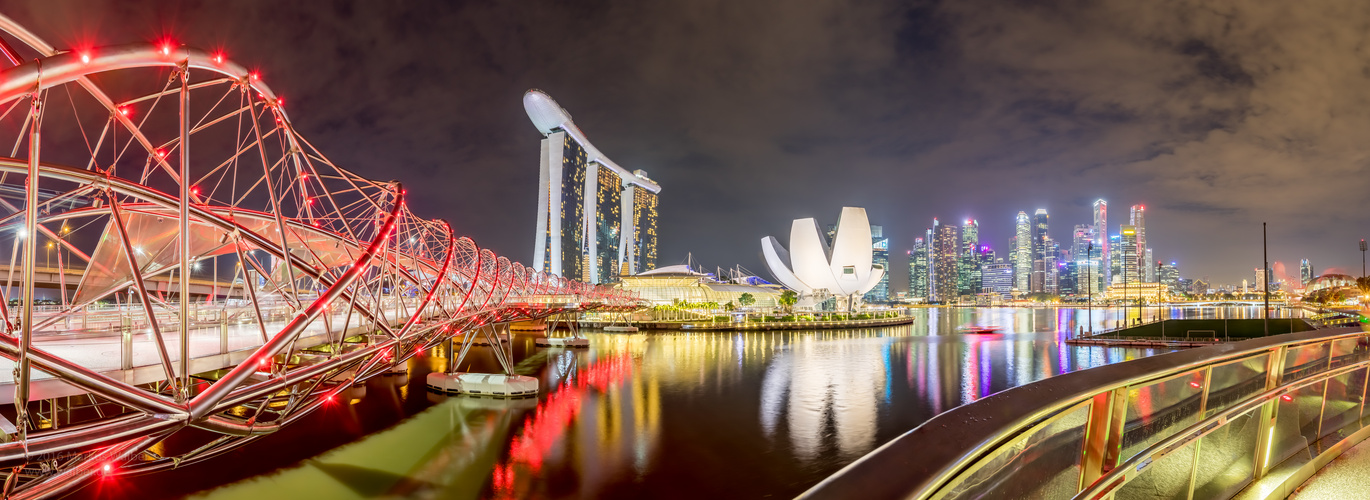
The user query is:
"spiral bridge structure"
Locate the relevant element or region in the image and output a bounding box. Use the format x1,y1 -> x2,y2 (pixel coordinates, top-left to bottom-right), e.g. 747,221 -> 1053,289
0,14 -> 642,498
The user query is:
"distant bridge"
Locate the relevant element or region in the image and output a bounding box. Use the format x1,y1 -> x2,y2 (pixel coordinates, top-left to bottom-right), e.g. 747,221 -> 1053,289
0,15 -> 644,499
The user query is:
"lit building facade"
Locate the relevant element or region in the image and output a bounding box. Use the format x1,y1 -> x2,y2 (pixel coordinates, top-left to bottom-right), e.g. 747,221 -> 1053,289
958,219 -> 980,297
1014,212 -> 1031,292
931,218 -> 959,303
526,90 -> 662,282
1300,259 -> 1313,286
982,259 -> 1014,300
1120,225 -> 1138,284
1158,261 -> 1180,293
908,237 -> 928,301
1093,199 -> 1108,286
866,225 -> 890,303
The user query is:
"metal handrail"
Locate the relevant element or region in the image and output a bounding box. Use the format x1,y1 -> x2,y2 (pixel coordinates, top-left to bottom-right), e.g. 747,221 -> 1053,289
1078,359 -> 1370,498
798,326 -> 1368,500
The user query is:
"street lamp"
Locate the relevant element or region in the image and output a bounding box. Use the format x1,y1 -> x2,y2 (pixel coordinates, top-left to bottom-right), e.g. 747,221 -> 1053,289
1360,239 -> 1366,278
45,241 -> 52,269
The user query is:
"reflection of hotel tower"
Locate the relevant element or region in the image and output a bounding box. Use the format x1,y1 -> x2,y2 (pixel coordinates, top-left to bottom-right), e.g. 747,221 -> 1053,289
525,89 -> 662,283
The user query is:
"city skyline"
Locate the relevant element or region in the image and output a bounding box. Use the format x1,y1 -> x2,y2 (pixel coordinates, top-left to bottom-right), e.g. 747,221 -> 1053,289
7,3 -> 1365,289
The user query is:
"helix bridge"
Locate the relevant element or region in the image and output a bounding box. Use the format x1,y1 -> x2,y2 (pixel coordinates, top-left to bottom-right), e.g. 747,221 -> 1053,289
0,14 -> 642,498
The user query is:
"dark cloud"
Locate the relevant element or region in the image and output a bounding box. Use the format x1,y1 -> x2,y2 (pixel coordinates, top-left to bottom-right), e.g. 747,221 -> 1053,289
1,0 -> 1365,289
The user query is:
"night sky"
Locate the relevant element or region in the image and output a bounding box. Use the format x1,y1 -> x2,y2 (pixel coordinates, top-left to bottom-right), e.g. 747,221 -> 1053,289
5,1 -> 1369,290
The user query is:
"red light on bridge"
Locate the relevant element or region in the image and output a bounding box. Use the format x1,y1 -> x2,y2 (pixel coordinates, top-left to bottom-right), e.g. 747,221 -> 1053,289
119,107 -> 131,117
1281,394 -> 1293,402
102,463 -> 112,474
250,72 -> 260,81
156,149 -> 166,158
213,52 -> 224,64
191,186 -> 200,196
80,52 -> 90,64
160,43 -> 172,56
1189,381 -> 1201,389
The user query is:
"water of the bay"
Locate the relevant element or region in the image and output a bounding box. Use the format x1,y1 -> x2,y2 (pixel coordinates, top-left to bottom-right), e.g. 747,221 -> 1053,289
78,305 -> 1302,499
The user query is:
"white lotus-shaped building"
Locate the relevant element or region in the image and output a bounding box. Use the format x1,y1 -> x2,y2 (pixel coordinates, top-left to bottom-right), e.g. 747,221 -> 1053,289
762,207 -> 886,300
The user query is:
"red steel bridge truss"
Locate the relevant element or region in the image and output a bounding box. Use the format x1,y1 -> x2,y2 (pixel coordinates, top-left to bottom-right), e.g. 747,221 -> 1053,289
0,14 -> 642,498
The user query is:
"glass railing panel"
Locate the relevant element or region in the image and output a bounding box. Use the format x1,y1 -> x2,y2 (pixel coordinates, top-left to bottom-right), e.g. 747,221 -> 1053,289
1319,368 -> 1367,442
1270,380 -> 1327,467
1121,370 -> 1204,460
1282,341 -> 1330,383
1114,441 -> 1195,500
1204,355 -> 1269,419
942,402 -> 1091,500
1192,407 -> 1260,499
1329,335 -> 1370,370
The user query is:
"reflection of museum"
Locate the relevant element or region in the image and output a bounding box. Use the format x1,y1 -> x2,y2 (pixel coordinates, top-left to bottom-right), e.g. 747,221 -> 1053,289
760,336 -> 884,461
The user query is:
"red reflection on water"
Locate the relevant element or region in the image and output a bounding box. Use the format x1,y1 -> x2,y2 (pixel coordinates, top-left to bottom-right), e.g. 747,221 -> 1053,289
491,353 -> 636,498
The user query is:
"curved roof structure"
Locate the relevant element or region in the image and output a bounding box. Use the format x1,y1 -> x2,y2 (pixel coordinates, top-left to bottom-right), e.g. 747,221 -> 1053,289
522,89 -> 660,193
761,207 -> 886,297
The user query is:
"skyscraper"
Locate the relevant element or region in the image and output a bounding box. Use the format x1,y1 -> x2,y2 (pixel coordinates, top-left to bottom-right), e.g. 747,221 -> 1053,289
1300,259 -> 1314,286
527,90 -> 661,282
1159,261 -> 1180,293
909,237 -> 929,300
983,259 -> 1014,300
1120,225 -> 1139,284
958,219 -> 980,296
621,175 -> 660,276
1130,205 -> 1148,282
1014,211 -> 1031,292
866,225 -> 890,302
931,218 -> 959,303
1093,199 -> 1108,286
1071,224 -> 1092,263
1108,234 -> 1122,284
1032,209 -> 1050,264
1144,247 -> 1155,282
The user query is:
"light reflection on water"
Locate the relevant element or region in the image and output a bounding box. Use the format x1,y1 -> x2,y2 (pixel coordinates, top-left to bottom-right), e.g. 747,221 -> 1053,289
160,306 -> 1295,499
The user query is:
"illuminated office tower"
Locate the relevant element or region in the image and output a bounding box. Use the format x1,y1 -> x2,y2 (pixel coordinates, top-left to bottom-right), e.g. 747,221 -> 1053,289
1108,234 -> 1122,284
1032,209 -> 1050,263
909,237 -> 929,300
1093,199 -> 1108,286
526,89 -> 661,281
1072,224 -> 1091,261
931,219 -> 960,303
1159,261 -> 1180,292
1130,205 -> 1147,279
1144,248 -> 1155,282
1300,259 -> 1314,286
1120,225 -> 1139,284
866,226 -> 890,302
959,219 -> 980,296
1014,212 -> 1031,292
983,259 -> 1014,299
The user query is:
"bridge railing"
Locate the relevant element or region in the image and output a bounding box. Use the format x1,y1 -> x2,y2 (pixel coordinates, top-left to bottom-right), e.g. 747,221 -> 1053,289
801,326 -> 1370,500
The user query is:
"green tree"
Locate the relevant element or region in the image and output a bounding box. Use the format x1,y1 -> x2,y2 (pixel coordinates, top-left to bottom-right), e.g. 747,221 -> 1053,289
779,290 -> 798,312
1357,277 -> 1370,299
723,301 -> 735,312
738,293 -> 756,308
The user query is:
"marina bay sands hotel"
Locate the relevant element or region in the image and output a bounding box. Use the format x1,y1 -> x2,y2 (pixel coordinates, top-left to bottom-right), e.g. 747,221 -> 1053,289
525,89 -> 661,283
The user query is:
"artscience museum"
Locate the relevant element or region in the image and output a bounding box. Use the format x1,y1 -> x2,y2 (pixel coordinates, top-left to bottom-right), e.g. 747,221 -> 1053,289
761,207 -> 886,309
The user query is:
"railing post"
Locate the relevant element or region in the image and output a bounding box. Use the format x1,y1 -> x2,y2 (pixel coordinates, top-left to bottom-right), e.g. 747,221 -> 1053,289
1253,346 -> 1287,479
1080,390 -> 1115,490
